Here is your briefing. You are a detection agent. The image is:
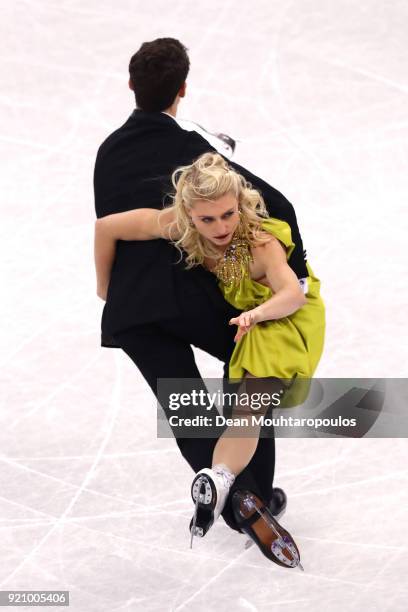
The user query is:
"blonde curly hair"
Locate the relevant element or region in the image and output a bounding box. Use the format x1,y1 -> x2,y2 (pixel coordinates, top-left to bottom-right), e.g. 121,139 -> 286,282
166,152 -> 270,268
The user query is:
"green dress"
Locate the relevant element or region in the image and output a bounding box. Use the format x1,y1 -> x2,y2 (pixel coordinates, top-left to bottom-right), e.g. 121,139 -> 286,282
220,218 -> 325,387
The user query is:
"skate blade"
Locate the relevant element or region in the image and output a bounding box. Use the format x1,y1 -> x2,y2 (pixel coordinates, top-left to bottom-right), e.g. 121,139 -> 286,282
190,479 -> 206,549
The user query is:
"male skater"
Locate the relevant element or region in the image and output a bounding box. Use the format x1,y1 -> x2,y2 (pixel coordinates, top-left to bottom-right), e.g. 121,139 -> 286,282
94,38 -> 308,539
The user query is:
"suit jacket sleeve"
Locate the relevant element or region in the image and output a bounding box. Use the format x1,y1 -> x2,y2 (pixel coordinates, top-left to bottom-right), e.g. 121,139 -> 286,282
94,145 -> 137,219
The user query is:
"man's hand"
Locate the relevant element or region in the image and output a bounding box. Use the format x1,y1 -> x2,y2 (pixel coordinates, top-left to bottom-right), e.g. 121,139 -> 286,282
229,309 -> 259,342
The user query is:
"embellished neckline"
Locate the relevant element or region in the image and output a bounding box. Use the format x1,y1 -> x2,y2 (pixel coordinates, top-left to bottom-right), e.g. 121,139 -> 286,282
212,234 -> 253,286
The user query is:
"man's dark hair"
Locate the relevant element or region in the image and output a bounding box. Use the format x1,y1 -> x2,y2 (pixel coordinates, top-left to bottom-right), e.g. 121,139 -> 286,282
129,38 -> 190,112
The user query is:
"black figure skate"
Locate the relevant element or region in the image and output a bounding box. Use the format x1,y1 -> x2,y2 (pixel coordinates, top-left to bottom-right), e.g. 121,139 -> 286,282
232,490 -> 303,570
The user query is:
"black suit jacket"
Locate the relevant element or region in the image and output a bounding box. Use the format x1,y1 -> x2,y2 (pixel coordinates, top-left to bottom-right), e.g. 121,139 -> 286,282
94,110 -> 308,346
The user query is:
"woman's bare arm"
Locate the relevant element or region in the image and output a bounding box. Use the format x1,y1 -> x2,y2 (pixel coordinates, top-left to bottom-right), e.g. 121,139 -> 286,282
95,206 -> 177,241
94,207 -> 178,300
252,237 -> 307,321
229,237 -> 306,340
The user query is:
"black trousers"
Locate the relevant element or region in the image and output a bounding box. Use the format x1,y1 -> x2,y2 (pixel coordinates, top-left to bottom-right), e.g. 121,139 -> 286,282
114,279 -> 276,533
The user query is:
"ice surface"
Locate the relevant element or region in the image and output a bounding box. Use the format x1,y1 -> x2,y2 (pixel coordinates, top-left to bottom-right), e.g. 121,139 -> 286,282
1,0 -> 407,610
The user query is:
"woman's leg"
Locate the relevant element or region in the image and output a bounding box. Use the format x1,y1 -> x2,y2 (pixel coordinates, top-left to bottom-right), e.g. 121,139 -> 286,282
212,374 -> 280,476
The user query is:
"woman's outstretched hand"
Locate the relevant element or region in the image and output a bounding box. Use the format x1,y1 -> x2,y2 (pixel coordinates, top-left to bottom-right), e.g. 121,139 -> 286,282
229,309 -> 259,342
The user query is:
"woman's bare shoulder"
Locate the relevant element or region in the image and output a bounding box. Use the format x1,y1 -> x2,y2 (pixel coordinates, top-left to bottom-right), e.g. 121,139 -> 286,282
251,231 -> 279,250
251,233 -> 287,265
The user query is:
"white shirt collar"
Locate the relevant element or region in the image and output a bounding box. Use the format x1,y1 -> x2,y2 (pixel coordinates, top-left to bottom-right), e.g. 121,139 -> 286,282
161,111 -> 177,122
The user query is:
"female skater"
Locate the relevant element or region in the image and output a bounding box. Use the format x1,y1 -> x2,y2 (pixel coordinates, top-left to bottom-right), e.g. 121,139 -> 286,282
95,153 -> 325,569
